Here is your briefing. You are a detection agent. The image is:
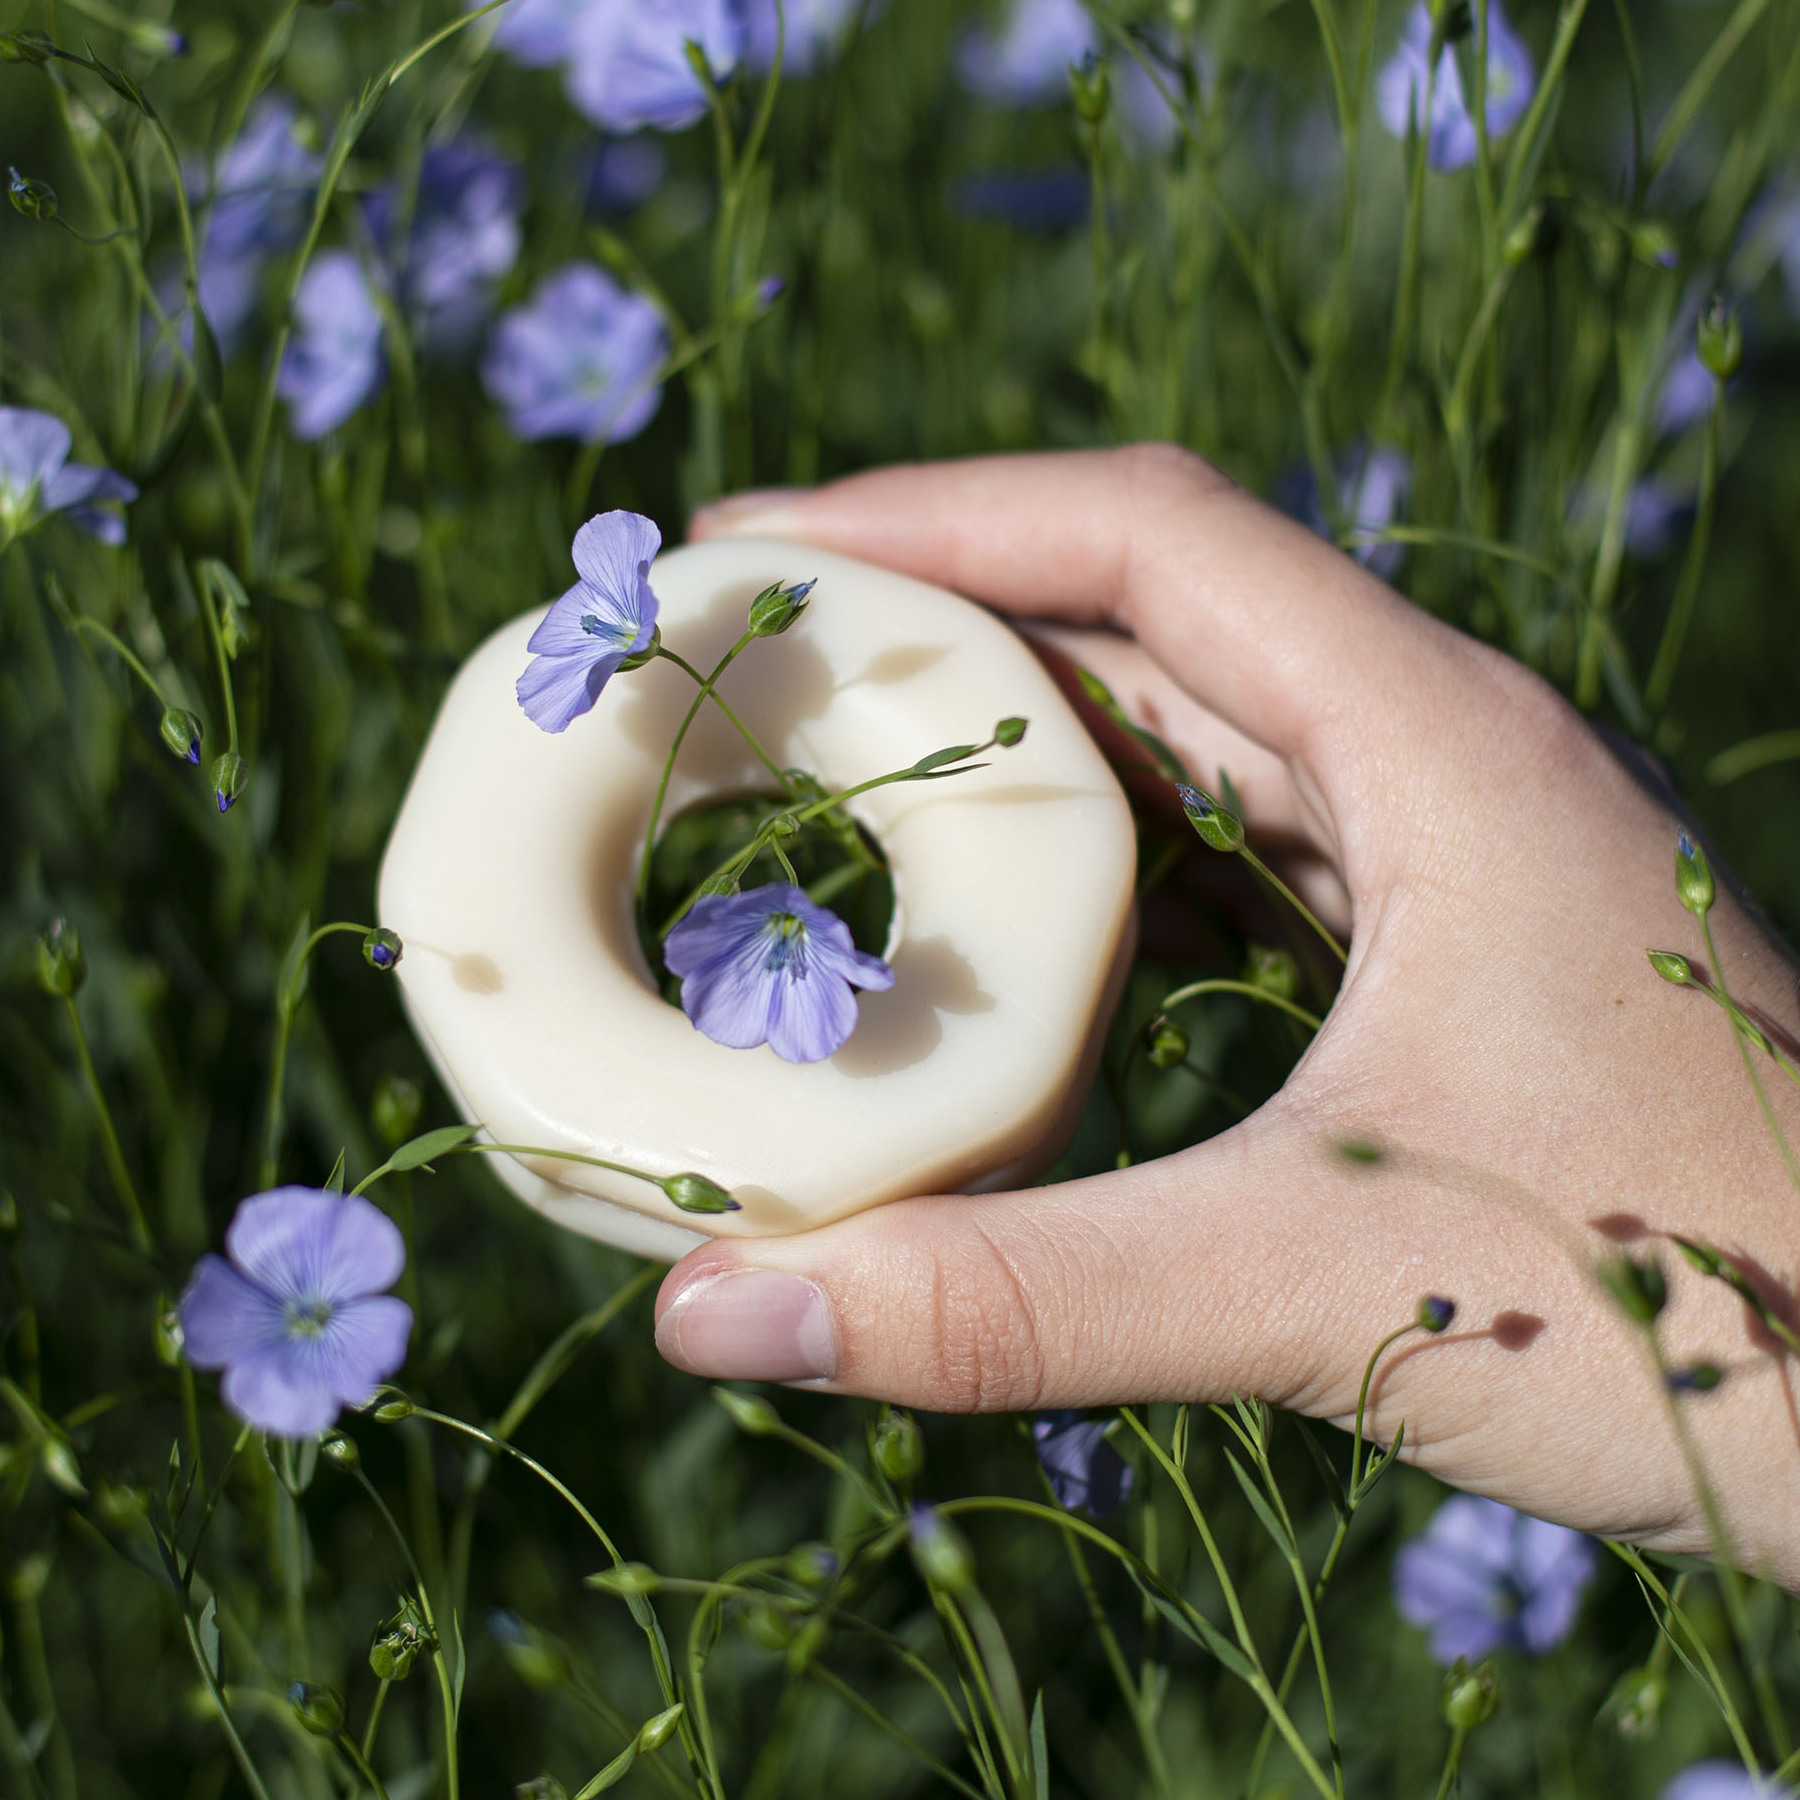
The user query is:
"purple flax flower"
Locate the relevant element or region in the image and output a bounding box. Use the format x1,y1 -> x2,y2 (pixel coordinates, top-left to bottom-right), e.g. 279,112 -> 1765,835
565,0 -> 744,133
1376,0 -> 1535,172
1393,1494 -> 1596,1663
1625,476 -> 1693,559
0,406 -> 137,548
279,251 -> 386,439
1284,444 -> 1411,578
482,264 -> 669,444
1658,345 -> 1717,436
366,140 -> 523,351
1033,1412 -> 1133,1516
587,137 -> 668,214
743,0 -> 865,74
179,1188 -> 412,1438
664,884 -> 894,1062
1662,1764 -> 1787,1800
957,0 -> 1096,106
518,510 -> 662,731
486,0 -> 589,65
192,96 -> 320,351
953,169 -> 1089,232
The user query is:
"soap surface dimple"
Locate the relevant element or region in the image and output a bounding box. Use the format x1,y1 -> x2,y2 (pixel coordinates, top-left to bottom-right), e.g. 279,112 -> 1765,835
378,536 -> 1136,1258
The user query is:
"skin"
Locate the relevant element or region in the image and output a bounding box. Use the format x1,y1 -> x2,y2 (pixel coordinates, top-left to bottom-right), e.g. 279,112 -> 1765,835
657,445 -> 1800,1588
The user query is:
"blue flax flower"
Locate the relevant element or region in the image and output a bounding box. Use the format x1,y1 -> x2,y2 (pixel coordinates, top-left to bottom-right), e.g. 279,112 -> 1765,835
743,0 -> 865,74
1392,1494 -> 1596,1663
1282,444 -> 1410,578
0,406 -> 137,548
957,0 -> 1096,107
953,169 -> 1089,233
482,264 -> 669,444
518,510 -> 662,731
1033,1411 -> 1133,1516
278,250 -> 386,440
1662,1765 -> 1787,1800
664,884 -> 895,1063
179,1187 -> 412,1438
1376,0 -> 1535,173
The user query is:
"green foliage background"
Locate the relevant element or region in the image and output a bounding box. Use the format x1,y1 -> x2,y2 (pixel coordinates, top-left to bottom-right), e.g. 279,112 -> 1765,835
2,0 -> 1799,1796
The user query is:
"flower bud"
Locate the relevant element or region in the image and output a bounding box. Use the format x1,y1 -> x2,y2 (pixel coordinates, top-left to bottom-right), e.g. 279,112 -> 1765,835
637,1703 -> 685,1751
587,1562 -> 662,1596
7,166 -> 58,221
320,1432 -> 360,1471
0,29 -> 55,63
1666,1362 -> 1724,1395
36,917 -> 85,999
371,1074 -> 423,1149
159,706 -> 203,766
1501,201 -> 1547,267
1626,220 -> 1678,270
1244,944 -> 1299,1000
1646,949 -> 1692,986
362,928 -> 403,971
1603,1666 -> 1665,1740
1417,1295 -> 1456,1333
372,1392 -> 416,1422
287,1681 -> 345,1737
741,1596 -> 796,1650
785,1542 -> 840,1587
1075,667 -> 1116,708
1696,296 -> 1742,382
0,1190 -> 18,1248
661,1172 -> 740,1214
1145,1016 -> 1190,1069
154,1304 -> 184,1366
369,1605 -> 430,1680
212,751 -> 246,814
754,274 -> 785,310
515,1779 -> 570,1800
682,36 -> 714,84
1069,52 -> 1109,125
1601,1253 -> 1667,1326
1441,1658 -> 1500,1731
42,1438 -> 85,1497
994,716 -> 1028,748
1177,785 -> 1245,853
872,1407 -> 924,1482
715,1387 -> 780,1436
618,624 -> 662,671
1675,830 -> 1714,917
129,21 -> 187,57
748,578 -> 815,638
908,1504 -> 975,1592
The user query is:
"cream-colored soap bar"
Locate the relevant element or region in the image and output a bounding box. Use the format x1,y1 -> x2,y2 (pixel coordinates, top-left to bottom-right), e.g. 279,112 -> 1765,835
378,535 -> 1136,1260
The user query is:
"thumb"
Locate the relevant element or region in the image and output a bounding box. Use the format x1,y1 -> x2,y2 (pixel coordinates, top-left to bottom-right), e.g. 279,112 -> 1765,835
654,1109 -> 1409,1413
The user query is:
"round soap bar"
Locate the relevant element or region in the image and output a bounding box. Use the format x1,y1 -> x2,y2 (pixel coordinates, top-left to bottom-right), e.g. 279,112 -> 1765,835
378,535 -> 1136,1260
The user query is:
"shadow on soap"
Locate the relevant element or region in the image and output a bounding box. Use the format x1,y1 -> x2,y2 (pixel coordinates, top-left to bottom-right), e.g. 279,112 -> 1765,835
843,642 -> 953,687
833,934 -> 995,1077
401,939 -> 508,995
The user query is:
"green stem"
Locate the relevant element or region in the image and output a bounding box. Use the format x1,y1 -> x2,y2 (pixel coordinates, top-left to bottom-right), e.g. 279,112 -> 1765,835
1701,916 -> 1800,1200
182,1608 -> 275,1800
1431,1724 -> 1468,1800
1645,377 -> 1723,713
657,646 -> 790,787
1241,848 -> 1348,966
67,617 -> 172,709
1157,978 -> 1324,1033
60,993 -> 152,1252
806,1665 -> 987,1800
194,562 -> 240,755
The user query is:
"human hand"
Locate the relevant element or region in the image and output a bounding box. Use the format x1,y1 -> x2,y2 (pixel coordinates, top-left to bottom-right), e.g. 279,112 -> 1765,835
661,446 -> 1800,1586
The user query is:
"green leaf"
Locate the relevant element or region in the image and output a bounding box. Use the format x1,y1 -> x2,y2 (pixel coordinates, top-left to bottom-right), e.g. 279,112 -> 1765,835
450,1610 -> 466,1721
1030,1693 -> 1049,1800
387,1123 -> 479,1172
276,912 -> 313,1016
911,743 -> 980,774
1126,1569 -> 1257,1683
197,1594 -> 222,1684
1296,1419 -> 1348,1518
1352,1420 -> 1406,1505
324,1148 -> 346,1192
571,1740 -> 637,1799
1222,1451 -> 1295,1555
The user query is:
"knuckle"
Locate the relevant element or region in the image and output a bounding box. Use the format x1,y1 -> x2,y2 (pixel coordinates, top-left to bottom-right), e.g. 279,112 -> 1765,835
1112,440 -> 1229,501
915,1219 -> 1054,1414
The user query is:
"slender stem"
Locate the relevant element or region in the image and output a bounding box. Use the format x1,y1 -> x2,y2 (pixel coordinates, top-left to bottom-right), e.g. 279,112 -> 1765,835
1702,916 -> 1800,1199
1351,1323 -> 1418,1490
807,1666 -> 987,1800
1646,378 -> 1724,712
183,1608 -> 276,1800
1157,978 -> 1324,1034
656,645 -> 789,785
68,617 -> 171,708
181,1424 -> 253,1592
1241,848 -> 1348,966
337,1728 -> 393,1800
359,1679 -> 391,1768
60,993 -> 152,1252
1431,1724 -> 1469,1800
194,563 -> 240,755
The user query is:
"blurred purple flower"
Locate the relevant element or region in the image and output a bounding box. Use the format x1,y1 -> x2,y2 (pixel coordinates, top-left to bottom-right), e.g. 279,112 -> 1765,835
1624,476 -> 1693,559
565,0 -> 743,133
278,250 -> 386,439
1661,1764 -> 1786,1800
953,168 -> 1089,232
517,510 -> 662,731
743,0 -> 866,74
179,1188 -> 412,1439
0,406 -> 137,548
1393,1494 -> 1596,1663
1658,345 -> 1718,436
957,0 -> 1095,106
367,141 -> 523,351
486,0 -> 588,65
1767,187 -> 1800,311
1376,0 -> 1535,172
664,884 -> 894,1062
587,137 -> 668,214
1033,1412 -> 1133,1516
1285,444 -> 1411,578
482,263 -> 669,444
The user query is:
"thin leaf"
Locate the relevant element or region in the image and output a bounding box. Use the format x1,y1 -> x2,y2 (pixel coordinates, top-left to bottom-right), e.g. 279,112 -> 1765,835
387,1124 -> 480,1172
1223,1451 -> 1296,1556
912,743 -> 981,773
571,1740 -> 637,1799
1030,1692 -> 1049,1800
1126,1569 -> 1257,1683
324,1148 -> 346,1192
276,912 -> 312,1017
197,1594 -> 222,1684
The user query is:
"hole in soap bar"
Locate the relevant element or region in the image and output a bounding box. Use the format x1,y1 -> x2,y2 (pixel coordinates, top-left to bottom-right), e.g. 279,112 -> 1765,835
638,791 -> 896,1006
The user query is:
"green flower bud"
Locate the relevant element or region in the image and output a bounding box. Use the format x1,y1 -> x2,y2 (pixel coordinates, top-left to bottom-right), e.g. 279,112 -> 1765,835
1417,1295 -> 1456,1333
661,1172 -> 740,1214
1602,1665 -> 1665,1740
748,578 -> 816,638
1675,831 -> 1714,917
715,1388 -> 780,1436
287,1681 -> 345,1737
154,1305 -> 185,1367
362,928 -> 403,971
1069,52 -> 1109,125
371,1075 -> 423,1149
490,1613 -> 568,1690
619,624 -> 662,671
0,29 -> 55,63
908,1504 -> 975,1593
42,1437 -> 85,1497
1075,667 -> 1116,708
1696,295 -> 1742,382
741,1595 -> 795,1649
994,716 -> 1028,748
1626,220 -> 1678,270
211,751 -> 246,815
320,1432 -> 359,1471
682,36 -> 715,84
372,1392 -> 415,1422
1441,1658 -> 1500,1731
587,1562 -> 662,1597
1666,1362 -> 1724,1395
1146,1016 -> 1190,1069
1502,202 -> 1547,267
1601,1253 -> 1667,1326
159,706 -> 203,766
369,1604 -> 430,1680
1244,944 -> 1299,1000
1178,785 -> 1245,853
872,1407 -> 924,1482
36,917 -> 85,999
636,1703 -> 685,1751
7,166 -> 58,222
96,1480 -> 147,1527
1646,949 -> 1692,986
0,1190 -> 18,1248
514,1779 -> 570,1800
785,1542 -> 840,1588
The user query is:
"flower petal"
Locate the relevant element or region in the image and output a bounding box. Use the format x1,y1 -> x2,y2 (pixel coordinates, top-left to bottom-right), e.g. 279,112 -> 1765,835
224,1187 -> 406,1305
517,648 -> 614,733
765,959 -> 859,1062
569,509 -> 661,637
179,1254 -> 287,1368
217,1293 -> 412,1439
0,406 -> 72,498
222,1341 -> 346,1437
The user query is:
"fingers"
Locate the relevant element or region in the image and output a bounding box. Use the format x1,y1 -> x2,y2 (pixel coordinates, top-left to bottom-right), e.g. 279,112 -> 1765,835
656,1109 -> 1409,1413
689,446 -> 1486,774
